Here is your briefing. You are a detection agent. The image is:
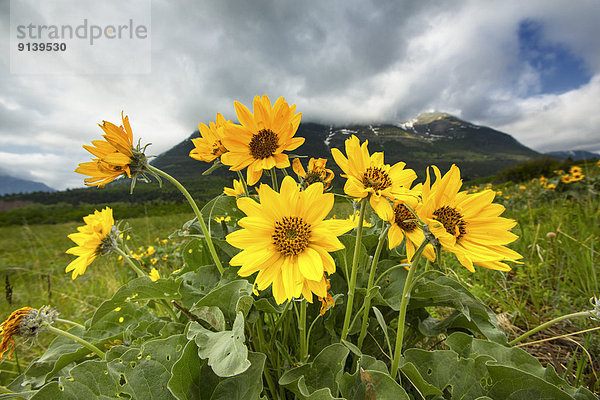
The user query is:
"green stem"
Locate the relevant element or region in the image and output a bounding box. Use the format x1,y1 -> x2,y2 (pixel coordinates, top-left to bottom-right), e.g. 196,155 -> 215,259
45,324 -> 105,358
159,299 -> 180,321
236,170 -> 250,197
268,301 -> 291,348
340,199 -> 367,341
508,311 -> 592,346
270,168 -> 279,191
147,165 -> 224,275
299,300 -> 308,362
55,318 -> 85,330
114,247 -> 145,278
256,318 -> 279,400
358,225 -> 389,349
390,238 -> 428,379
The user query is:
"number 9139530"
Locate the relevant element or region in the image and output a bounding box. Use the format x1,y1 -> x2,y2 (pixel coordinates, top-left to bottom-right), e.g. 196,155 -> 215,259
18,42 -> 67,51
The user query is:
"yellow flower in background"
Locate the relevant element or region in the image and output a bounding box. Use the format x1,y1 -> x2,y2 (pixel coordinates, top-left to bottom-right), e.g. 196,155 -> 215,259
224,179 -> 246,198
189,113 -> 231,162
149,268 -> 160,281
318,277 -> 335,316
145,246 -> 155,256
569,166 -> 582,175
0,307 -> 34,359
597,160 -> 600,168
226,176 -> 353,304
292,158 -> 335,189
546,183 -> 556,190
387,200 -> 435,262
76,112 -> 145,187
519,185 -> 526,190
418,165 -> 522,272
561,175 -> 572,184
331,135 -> 417,221
340,210 -> 372,228
65,207 -> 116,279
571,172 -> 584,182
214,216 -> 231,223
221,95 -> 304,186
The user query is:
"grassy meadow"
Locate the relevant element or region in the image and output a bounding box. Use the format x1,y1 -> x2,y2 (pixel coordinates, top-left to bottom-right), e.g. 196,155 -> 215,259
0,160 -> 598,392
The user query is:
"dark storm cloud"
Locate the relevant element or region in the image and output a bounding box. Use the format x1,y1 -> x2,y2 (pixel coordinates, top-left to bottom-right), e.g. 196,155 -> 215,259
1,0 -> 600,189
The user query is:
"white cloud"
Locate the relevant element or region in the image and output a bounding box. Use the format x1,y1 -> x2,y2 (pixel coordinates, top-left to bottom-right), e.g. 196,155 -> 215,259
1,0 -> 599,190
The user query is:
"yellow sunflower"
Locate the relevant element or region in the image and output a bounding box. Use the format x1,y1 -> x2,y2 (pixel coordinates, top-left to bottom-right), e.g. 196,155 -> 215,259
0,307 -> 34,359
221,95 -> 304,186
189,113 -> 231,163
417,165 -> 522,272
571,172 -> 584,182
76,112 -> 146,187
561,175 -> 572,184
292,157 -> 335,189
226,176 -> 353,304
569,166 -> 582,175
331,135 -> 417,221
223,179 -> 246,198
387,199 -> 436,262
65,207 -> 116,279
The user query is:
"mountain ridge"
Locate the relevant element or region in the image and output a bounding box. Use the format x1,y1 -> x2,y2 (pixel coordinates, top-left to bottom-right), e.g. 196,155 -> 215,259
0,174 -> 56,196
151,112 -> 543,183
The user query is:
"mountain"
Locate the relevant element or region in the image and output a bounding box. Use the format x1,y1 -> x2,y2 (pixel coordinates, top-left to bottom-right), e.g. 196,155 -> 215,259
151,112 -> 543,183
0,175 -> 56,195
545,150 -> 600,160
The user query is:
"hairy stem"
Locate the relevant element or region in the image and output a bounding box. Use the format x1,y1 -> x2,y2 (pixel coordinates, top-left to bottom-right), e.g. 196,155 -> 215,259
340,199 -> 367,341
147,165 -> 224,274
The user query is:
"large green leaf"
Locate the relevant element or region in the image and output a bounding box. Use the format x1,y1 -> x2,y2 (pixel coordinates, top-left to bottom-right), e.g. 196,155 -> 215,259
210,351 -> 266,400
339,353 -> 409,400
486,365 -> 578,400
187,312 -> 250,377
404,348 -> 490,399
102,334 -> 187,400
183,239 -> 213,270
168,340 -> 266,400
400,333 -> 597,400
26,335 -> 188,400
279,343 -> 349,400
190,280 -> 253,321
17,326 -> 122,390
168,341 -> 213,400
178,265 -> 222,308
446,332 -> 596,400
90,276 -> 181,327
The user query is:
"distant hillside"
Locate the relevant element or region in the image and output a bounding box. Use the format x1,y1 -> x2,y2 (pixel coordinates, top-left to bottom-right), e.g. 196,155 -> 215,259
545,150 -> 600,160
0,175 -> 55,195
152,112 -> 543,182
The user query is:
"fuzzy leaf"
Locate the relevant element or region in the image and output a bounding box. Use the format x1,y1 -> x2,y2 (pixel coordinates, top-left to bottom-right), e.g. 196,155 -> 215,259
187,312 -> 250,377
190,280 -> 253,321
279,343 -> 349,399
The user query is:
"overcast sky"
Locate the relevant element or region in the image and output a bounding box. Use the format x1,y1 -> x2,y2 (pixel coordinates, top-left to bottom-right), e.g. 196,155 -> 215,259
1,0 -> 599,190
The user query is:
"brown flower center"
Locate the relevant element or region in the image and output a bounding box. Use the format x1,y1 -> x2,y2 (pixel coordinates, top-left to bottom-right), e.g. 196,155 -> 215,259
305,171 -> 325,185
393,203 -> 417,232
211,140 -> 226,156
432,206 -> 466,239
272,216 -> 311,256
361,167 -> 392,192
249,129 -> 279,159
